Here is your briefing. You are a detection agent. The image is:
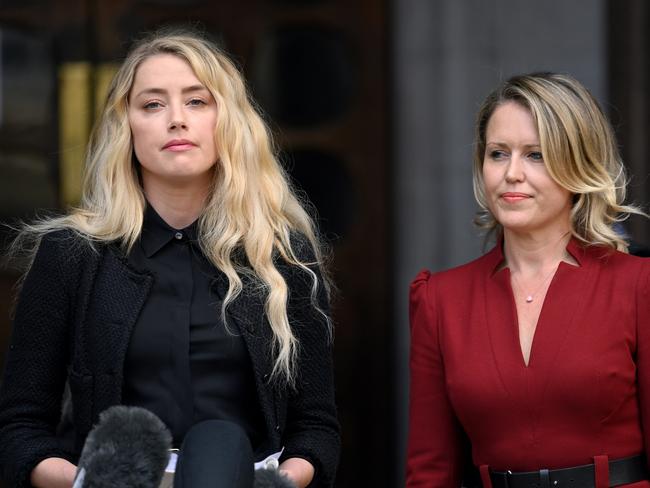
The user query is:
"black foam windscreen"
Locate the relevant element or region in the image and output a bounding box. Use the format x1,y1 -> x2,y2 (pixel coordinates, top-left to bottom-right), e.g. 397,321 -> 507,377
254,468 -> 298,488
72,405 -> 171,488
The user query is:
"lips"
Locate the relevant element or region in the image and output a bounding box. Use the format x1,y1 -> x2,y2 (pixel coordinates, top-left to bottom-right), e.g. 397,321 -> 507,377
162,139 -> 196,151
500,192 -> 531,203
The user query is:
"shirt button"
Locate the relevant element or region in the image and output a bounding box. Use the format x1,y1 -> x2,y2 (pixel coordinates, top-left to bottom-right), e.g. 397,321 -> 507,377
174,232 -> 183,240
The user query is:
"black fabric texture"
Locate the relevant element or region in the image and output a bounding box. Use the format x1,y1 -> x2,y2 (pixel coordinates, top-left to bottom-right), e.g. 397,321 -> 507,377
0,229 -> 340,487
123,205 -> 264,448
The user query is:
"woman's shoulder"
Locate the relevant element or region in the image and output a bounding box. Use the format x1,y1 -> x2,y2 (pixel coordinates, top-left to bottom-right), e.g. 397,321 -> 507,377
287,230 -> 319,263
572,243 -> 650,297
411,246 -> 498,291
276,231 -> 324,279
582,243 -> 650,274
39,227 -> 87,245
19,229 -> 111,283
273,231 -> 327,290
608,247 -> 650,284
36,228 -> 97,260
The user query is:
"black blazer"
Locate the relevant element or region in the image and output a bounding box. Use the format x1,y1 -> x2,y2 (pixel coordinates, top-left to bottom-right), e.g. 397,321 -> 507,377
0,230 -> 340,487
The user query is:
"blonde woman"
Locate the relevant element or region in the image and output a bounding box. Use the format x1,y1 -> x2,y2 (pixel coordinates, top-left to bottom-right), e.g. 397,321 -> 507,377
408,73 -> 650,487
0,30 -> 339,488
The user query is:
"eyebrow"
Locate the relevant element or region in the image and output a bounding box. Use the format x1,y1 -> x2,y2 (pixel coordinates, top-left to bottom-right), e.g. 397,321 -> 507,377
133,84 -> 209,99
486,141 -> 541,148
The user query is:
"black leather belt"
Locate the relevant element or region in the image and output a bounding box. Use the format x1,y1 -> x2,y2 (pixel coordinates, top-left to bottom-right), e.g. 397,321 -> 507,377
489,455 -> 648,488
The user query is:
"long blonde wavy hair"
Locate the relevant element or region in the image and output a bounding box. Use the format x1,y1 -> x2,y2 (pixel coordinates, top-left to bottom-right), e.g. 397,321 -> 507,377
16,28 -> 330,385
473,72 -> 645,251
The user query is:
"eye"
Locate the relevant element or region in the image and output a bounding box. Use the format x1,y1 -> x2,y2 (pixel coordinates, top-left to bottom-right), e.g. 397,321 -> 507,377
143,101 -> 163,110
528,151 -> 543,162
488,150 -> 508,160
187,98 -> 207,107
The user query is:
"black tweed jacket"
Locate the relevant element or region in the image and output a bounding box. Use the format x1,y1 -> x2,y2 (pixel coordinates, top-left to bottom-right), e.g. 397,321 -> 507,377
0,230 -> 340,487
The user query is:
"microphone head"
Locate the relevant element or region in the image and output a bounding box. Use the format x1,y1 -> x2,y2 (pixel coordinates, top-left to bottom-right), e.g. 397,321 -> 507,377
254,468 -> 298,488
73,405 -> 171,488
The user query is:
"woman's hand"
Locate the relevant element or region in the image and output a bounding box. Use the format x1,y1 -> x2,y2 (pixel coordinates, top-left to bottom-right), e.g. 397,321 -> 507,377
279,457 -> 315,488
30,457 -> 77,488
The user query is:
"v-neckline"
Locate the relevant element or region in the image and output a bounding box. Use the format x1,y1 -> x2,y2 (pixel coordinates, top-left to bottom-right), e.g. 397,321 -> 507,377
504,264 -> 562,368
482,237 -> 593,394
479,238 -> 604,434
487,237 -> 585,369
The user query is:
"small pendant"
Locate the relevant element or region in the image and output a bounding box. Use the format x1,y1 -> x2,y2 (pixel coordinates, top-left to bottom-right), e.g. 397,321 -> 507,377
525,295 -> 533,303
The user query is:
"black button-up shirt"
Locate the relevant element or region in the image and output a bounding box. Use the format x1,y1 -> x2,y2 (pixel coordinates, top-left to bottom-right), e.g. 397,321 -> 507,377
122,204 -> 265,448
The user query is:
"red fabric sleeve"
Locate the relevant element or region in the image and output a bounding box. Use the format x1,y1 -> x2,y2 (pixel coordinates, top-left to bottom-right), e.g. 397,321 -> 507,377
635,261 -> 650,471
407,270 -> 464,487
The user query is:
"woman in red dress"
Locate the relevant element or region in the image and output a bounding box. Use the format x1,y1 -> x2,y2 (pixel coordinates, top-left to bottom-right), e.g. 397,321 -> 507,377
407,72 -> 650,488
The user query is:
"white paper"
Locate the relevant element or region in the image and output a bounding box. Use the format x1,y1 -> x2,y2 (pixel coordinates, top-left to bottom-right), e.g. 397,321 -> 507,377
254,449 -> 284,471
165,452 -> 178,473
163,447 -> 284,474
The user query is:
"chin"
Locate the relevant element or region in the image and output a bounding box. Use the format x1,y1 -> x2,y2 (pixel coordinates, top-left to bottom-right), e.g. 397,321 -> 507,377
499,219 -> 537,234
164,165 -> 215,180
494,213 -> 530,228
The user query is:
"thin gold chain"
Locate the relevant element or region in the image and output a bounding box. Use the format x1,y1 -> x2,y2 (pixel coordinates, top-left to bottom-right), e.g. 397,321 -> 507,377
511,263 -> 559,304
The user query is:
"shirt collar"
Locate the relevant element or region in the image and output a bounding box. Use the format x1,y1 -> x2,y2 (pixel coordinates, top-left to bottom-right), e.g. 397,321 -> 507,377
488,234 -> 586,276
140,203 -> 199,258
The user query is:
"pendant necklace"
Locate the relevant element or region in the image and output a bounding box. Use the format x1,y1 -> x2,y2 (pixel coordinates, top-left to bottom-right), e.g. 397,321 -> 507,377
512,263 -> 559,304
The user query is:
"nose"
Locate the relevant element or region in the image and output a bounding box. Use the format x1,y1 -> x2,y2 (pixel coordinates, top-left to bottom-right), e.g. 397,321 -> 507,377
167,103 -> 187,131
167,119 -> 187,130
505,153 -> 525,183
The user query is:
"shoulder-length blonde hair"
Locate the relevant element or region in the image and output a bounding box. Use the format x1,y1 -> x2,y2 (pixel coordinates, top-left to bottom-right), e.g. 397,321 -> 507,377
473,71 -> 644,251
17,28 -> 330,385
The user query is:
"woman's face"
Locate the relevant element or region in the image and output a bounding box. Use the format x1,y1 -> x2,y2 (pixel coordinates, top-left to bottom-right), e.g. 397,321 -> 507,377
482,101 -> 572,236
128,53 -> 219,190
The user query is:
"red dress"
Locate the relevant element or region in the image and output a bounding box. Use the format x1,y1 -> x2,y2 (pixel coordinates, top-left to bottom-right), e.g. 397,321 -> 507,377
407,239 -> 650,487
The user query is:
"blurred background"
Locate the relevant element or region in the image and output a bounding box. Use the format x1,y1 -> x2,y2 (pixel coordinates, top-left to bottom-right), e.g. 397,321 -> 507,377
0,0 -> 648,486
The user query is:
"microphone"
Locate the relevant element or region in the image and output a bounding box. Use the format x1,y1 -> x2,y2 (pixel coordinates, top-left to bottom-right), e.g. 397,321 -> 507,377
254,468 -> 298,488
72,406 -> 172,488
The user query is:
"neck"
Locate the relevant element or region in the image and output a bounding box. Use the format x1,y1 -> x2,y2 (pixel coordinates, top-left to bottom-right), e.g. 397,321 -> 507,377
502,228 -> 574,275
142,177 -> 211,229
